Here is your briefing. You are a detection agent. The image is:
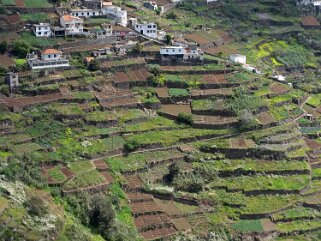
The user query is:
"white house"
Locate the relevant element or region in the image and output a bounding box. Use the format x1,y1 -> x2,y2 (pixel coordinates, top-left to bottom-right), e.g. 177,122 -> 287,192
27,49 -> 70,70
160,46 -> 203,60
160,46 -> 185,57
229,54 -> 246,65
70,8 -> 101,18
135,23 -> 157,38
33,23 -> 52,37
185,45 -> 204,60
60,15 -> 84,35
102,6 -> 127,26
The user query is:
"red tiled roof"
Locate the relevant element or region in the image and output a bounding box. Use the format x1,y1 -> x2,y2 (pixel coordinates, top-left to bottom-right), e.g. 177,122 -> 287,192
301,16 -> 320,26
41,49 -> 61,55
61,15 -> 82,22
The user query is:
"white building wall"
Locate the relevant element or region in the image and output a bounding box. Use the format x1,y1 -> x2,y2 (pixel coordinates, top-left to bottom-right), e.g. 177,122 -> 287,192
41,53 -> 62,60
135,23 -> 157,38
229,54 -> 246,64
60,17 -> 84,35
34,24 -> 52,37
102,6 -> 127,25
160,47 -> 185,55
70,9 -> 101,18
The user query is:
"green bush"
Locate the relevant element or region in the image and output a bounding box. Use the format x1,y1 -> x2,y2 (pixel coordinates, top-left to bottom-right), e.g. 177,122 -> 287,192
177,113 -> 193,125
0,41 -> 7,54
124,139 -> 139,151
12,40 -> 31,58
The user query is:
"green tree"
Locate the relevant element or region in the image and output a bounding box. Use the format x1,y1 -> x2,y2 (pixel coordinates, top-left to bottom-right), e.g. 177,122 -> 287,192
89,195 -> 115,237
132,42 -> 143,54
12,40 -> 31,58
0,41 -> 7,54
165,34 -> 172,45
151,74 -> 166,86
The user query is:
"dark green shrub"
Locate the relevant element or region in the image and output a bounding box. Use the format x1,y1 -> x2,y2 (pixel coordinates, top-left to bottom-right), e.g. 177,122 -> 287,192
177,113 -> 193,125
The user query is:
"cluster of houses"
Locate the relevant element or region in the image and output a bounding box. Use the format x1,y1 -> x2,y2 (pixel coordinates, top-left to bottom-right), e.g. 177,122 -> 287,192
32,0 -> 168,40
33,0 -> 127,37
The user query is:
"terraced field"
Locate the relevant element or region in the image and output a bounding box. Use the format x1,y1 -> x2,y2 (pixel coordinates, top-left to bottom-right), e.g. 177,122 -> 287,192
0,64 -> 319,240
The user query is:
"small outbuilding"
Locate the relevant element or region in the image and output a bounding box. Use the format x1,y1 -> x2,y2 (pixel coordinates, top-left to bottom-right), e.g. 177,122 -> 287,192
229,54 -> 246,65
301,16 -> 320,29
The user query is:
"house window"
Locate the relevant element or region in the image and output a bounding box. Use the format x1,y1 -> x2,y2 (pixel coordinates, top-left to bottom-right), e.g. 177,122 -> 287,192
166,50 -> 168,52
45,32 -> 47,34
54,54 -> 56,58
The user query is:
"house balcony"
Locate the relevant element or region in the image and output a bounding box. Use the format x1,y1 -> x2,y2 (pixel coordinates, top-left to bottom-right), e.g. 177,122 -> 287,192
28,59 -> 70,70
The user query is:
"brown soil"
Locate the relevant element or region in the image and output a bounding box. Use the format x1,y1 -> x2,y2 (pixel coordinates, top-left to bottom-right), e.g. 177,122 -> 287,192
154,199 -> 182,216
256,112 -> 275,125
15,0 -> 25,7
155,87 -> 169,98
200,74 -> 229,84
304,138 -> 321,150
230,138 -> 256,149
192,88 -> 233,97
161,104 -> 191,116
261,218 -> 277,232
0,55 -> 15,67
93,160 -> 109,171
113,68 -> 150,83
193,115 -> 237,124
270,83 -> 289,95
124,175 -> 144,190
171,217 -> 192,232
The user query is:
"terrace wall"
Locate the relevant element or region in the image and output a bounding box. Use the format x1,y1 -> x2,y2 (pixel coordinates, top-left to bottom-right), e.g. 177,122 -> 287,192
5,6 -> 66,13
201,146 -> 286,160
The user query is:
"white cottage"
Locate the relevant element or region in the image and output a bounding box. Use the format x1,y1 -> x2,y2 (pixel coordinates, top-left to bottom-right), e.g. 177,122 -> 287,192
102,6 -> 127,26
60,15 -> 84,35
134,23 -> 157,38
27,49 -> 70,70
33,23 -> 52,37
160,46 -> 203,61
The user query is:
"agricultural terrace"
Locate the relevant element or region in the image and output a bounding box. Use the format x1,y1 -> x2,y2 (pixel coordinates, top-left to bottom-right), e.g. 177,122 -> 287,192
1,0 -> 321,240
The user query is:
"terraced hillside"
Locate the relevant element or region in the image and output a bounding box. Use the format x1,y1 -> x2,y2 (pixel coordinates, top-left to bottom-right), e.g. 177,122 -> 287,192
0,55 -> 320,240
1,0 -> 321,240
